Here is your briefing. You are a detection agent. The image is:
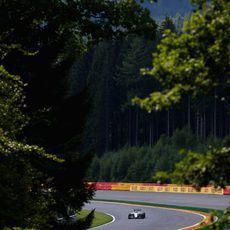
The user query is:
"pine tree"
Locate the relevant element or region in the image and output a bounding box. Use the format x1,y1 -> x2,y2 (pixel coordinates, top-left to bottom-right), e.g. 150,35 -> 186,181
115,36 -> 154,146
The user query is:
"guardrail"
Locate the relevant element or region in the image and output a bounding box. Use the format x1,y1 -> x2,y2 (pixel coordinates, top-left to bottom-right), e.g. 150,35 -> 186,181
224,186 -> 230,195
88,182 -> 230,195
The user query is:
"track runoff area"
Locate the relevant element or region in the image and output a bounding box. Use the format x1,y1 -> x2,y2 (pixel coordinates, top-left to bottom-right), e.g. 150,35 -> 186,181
86,182 -> 230,229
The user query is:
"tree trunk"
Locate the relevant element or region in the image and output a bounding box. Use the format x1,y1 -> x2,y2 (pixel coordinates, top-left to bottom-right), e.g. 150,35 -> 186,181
167,109 -> 170,137
188,96 -> 191,129
135,108 -> 139,146
128,108 -> 131,146
213,89 -> 217,137
196,110 -> 200,139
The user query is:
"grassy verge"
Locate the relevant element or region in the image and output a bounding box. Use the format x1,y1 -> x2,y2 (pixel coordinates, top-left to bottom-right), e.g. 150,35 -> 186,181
78,209 -> 113,228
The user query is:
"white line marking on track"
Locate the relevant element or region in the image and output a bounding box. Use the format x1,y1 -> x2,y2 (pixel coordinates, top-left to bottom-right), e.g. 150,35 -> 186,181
178,213 -> 207,230
90,211 -> 115,229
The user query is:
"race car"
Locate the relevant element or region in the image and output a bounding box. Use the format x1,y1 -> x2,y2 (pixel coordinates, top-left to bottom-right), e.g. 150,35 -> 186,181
128,209 -> 146,219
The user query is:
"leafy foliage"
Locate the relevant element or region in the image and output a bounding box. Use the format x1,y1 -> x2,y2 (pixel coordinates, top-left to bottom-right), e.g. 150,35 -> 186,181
172,147 -> 230,188
133,0 -> 230,112
0,0 -> 158,228
0,0 -> 156,50
152,171 -> 170,184
210,208 -> 230,230
0,54 -> 27,137
0,45 -> 59,229
133,0 -> 230,228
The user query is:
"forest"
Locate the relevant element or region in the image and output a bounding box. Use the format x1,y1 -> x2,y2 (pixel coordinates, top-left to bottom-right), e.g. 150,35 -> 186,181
69,17 -> 229,181
86,128 -> 228,183
73,34 -> 230,153
0,0 -> 229,229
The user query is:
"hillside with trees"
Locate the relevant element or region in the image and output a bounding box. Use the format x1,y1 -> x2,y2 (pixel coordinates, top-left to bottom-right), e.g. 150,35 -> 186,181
69,16 -> 230,156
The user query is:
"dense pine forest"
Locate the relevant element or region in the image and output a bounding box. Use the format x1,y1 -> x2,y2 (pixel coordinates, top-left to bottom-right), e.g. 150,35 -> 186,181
68,16 -> 230,181
86,128 -> 228,182
69,34 -> 230,154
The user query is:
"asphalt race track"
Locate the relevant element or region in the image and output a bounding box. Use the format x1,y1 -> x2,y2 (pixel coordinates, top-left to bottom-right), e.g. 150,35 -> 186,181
85,201 -> 204,230
95,190 -> 230,210
83,191 -> 230,229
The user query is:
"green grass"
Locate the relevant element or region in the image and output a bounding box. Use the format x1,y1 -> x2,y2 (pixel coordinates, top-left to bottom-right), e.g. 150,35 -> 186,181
78,209 -> 113,228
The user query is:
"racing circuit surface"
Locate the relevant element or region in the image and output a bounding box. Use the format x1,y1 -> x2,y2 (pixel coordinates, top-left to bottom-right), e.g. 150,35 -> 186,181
85,201 -> 204,230
95,190 -> 230,210
83,191 -> 230,229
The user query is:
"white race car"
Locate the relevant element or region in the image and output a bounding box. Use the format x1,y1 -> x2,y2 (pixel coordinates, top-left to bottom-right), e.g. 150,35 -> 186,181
128,209 -> 146,219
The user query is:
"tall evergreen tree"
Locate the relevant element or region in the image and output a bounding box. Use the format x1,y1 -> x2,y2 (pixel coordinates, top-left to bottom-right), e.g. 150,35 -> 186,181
159,16 -> 177,36
82,41 -> 118,154
115,36 -> 154,146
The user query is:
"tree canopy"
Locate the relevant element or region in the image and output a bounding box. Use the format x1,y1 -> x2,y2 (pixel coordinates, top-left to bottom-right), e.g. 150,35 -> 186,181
0,0 -> 157,229
134,0 -> 229,112
0,45 -> 64,229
